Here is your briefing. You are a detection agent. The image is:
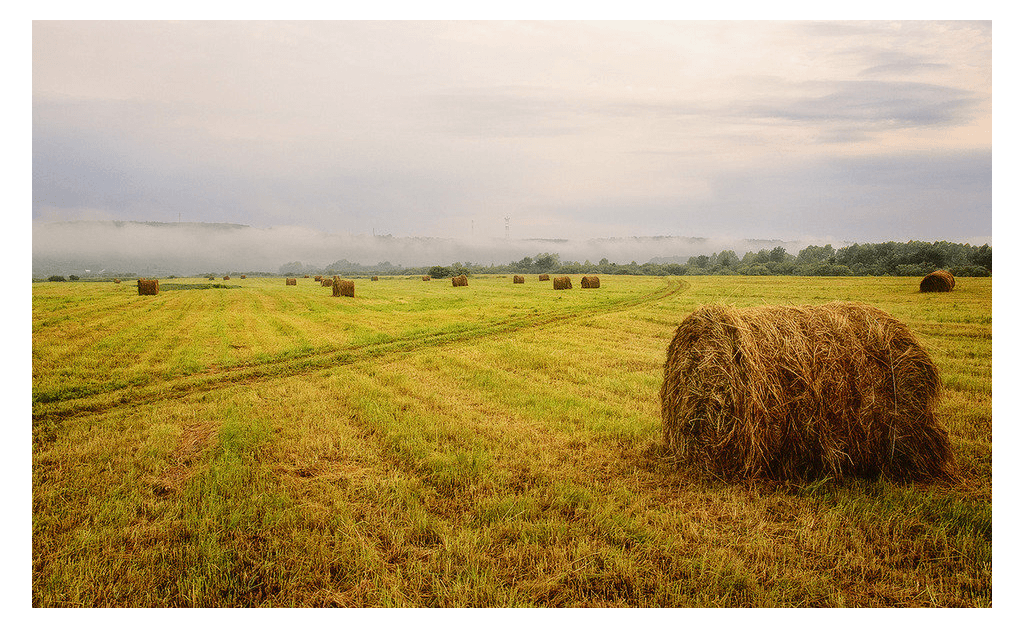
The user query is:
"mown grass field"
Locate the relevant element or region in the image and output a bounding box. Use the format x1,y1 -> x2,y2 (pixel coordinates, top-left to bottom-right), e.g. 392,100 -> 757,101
31,274 -> 992,607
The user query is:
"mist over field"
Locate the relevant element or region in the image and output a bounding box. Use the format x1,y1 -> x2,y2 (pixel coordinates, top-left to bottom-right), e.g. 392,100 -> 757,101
32,220 -> 857,277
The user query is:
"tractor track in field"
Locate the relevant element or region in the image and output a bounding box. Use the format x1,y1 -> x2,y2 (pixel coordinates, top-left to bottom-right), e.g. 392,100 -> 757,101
33,278 -> 689,423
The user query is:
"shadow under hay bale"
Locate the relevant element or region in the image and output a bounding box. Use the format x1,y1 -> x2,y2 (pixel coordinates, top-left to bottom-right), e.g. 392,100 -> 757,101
286,278 -> 297,285
333,278 -> 355,297
660,301 -> 953,482
539,274 -> 550,281
553,276 -> 572,290
137,279 -> 159,296
920,270 -> 955,292
513,275 -> 525,284
452,274 -> 469,287
581,276 -> 600,288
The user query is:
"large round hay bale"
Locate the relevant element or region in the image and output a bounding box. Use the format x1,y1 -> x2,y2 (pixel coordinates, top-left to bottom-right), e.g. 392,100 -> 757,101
286,278 -> 297,285
539,274 -> 550,281
553,276 -> 572,290
513,275 -> 525,284
333,279 -> 355,297
321,278 -> 334,287
452,274 -> 469,287
581,276 -> 600,288
660,302 -> 952,481
137,278 -> 159,295
920,270 -> 955,292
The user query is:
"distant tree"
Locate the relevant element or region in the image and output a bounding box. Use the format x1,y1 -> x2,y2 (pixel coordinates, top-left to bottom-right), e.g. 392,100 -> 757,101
68,275 -> 80,281
47,275 -> 66,282
429,265 -> 449,279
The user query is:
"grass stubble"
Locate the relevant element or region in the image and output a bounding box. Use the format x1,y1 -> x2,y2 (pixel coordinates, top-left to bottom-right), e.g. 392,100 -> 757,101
31,275 -> 991,607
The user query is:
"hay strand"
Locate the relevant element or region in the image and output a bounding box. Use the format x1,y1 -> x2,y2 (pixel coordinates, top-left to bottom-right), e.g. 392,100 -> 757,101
920,270 -> 955,292
660,301 -> 952,481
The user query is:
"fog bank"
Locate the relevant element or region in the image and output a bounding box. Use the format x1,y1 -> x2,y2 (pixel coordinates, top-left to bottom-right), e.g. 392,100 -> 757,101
33,220 -> 861,277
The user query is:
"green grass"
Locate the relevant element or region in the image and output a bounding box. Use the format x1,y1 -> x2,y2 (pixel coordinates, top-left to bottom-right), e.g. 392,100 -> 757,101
32,274 -> 992,607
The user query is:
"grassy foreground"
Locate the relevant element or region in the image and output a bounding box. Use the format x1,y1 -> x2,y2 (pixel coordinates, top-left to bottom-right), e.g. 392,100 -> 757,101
32,274 -> 992,607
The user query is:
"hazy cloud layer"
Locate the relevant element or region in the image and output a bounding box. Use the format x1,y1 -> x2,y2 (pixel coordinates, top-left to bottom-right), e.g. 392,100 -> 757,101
32,20 -> 991,250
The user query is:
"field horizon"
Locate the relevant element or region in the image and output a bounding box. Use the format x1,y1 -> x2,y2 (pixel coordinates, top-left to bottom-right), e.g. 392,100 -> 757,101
32,274 -> 992,607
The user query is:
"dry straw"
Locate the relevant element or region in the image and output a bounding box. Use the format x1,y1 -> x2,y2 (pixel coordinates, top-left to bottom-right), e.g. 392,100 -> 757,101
920,270 -> 955,292
137,279 -> 159,295
513,275 -> 525,284
581,276 -> 600,288
286,278 -> 297,285
333,279 -> 355,297
539,274 -> 550,281
660,301 -> 953,481
452,274 -> 469,287
553,276 -> 572,290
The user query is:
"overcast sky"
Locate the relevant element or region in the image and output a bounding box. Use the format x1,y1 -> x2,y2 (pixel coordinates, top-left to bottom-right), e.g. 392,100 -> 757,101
32,20 -> 991,246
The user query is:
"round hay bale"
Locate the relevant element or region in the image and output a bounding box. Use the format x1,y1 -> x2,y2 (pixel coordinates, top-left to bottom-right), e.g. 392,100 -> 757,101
581,276 -> 600,288
304,275 -> 310,278
452,274 -> 469,287
333,279 -> 355,297
223,275 -> 230,281
660,301 -> 952,481
113,279 -> 121,284
286,278 -> 297,285
920,270 -> 955,292
321,278 -> 334,287
539,274 -> 550,281
553,276 -> 572,290
513,275 -> 525,284
423,276 -> 431,281
137,278 -> 159,296
240,274 -> 246,279
371,276 -> 379,281
314,275 -> 322,281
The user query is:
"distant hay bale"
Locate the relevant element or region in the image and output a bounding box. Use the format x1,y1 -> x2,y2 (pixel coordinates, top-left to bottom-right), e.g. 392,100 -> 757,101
553,276 -> 572,290
920,270 -> 955,293
371,276 -> 379,281
333,279 -> 355,297
223,275 -> 230,280
660,302 -> 953,481
113,279 -> 121,284
423,276 -> 431,281
304,275 -> 310,278
286,278 -> 297,285
240,274 -> 246,279
513,275 -> 525,284
137,279 -> 159,296
314,275 -> 322,281
581,276 -> 600,288
539,274 -> 550,281
322,278 -> 334,287
452,274 -> 469,287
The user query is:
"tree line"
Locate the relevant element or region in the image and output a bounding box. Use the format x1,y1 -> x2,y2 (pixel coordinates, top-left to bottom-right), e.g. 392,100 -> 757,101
279,240 -> 991,279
